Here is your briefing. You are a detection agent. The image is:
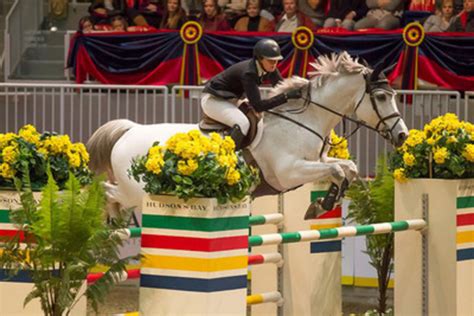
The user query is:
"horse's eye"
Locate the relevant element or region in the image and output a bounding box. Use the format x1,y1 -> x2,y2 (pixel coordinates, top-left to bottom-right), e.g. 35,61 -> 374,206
375,94 -> 387,102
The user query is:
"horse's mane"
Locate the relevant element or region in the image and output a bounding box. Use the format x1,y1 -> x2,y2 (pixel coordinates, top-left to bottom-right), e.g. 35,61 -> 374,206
270,51 -> 370,97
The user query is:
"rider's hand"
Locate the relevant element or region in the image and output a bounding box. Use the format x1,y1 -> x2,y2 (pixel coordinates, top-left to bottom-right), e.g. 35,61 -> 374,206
286,88 -> 302,100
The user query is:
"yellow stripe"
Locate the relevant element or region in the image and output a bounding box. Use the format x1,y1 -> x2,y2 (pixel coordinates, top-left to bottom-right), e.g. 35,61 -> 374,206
142,254 -> 247,272
342,275 -> 354,285
195,44 -> 201,85
414,46 -> 419,90
124,313 -> 139,316
247,294 -> 264,305
288,51 -> 297,78
457,231 -> 474,244
302,50 -> 308,77
179,44 -> 188,85
353,276 -> 394,288
247,270 -> 252,281
311,223 -> 341,230
90,264 -> 141,273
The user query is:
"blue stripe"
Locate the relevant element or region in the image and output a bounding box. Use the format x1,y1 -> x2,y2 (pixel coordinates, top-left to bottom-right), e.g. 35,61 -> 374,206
457,248 -> 474,261
310,241 -> 341,253
0,269 -> 33,283
140,274 -> 247,292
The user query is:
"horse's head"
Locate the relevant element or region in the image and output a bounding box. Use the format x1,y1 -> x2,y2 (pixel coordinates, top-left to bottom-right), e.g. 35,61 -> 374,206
354,64 -> 408,148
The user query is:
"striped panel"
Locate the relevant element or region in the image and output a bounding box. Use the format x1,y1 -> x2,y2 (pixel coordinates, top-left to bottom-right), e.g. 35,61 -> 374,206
0,209 -> 10,223
142,234 -> 248,251
457,194 -> 474,262
310,240 -> 341,253
0,269 -> 60,283
142,254 -> 247,272
457,196 -> 474,209
140,274 -> 247,292
142,214 -> 249,232
141,267 -> 248,279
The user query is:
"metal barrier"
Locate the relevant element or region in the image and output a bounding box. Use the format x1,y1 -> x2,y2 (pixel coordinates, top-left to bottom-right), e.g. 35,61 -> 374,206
0,83 -> 169,142
4,0 -> 44,81
466,91 -> 474,124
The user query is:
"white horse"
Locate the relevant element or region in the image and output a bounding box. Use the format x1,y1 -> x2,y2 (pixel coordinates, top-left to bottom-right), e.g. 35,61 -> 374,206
87,52 -> 408,211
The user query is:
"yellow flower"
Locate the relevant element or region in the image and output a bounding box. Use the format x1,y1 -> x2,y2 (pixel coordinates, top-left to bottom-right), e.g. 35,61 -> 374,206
145,156 -> 164,175
463,144 -> 474,162
433,147 -> 449,164
226,168 -> 241,185
67,152 -> 81,168
0,163 -> 15,179
177,159 -> 198,176
71,143 -> 89,163
2,146 -> 18,164
328,130 -> 350,159
403,152 -> 416,167
19,125 -> 40,145
221,136 -> 235,153
0,133 -> 17,149
405,129 -> 425,147
393,168 -> 407,183
149,145 -> 164,156
43,135 -> 72,155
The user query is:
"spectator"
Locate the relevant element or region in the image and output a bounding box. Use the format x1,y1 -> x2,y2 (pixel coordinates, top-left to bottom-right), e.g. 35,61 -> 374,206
182,0 -> 203,18
78,16 -> 95,33
89,0 -> 123,25
299,0 -> 328,27
434,0 -> 464,13
260,0 -> 284,20
424,0 -> 455,31
234,0 -> 273,31
275,0 -> 317,32
447,0 -> 474,31
126,0 -> 163,27
110,14 -> 128,31
160,0 -> 187,29
324,0 -> 368,30
199,0 -> 232,31
354,0 -> 403,30
409,0 -> 435,11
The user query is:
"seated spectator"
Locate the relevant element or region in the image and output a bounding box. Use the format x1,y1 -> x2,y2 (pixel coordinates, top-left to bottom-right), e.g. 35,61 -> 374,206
354,0 -> 403,30
199,0 -> 232,31
182,0 -> 203,18
160,0 -> 187,29
423,0 -> 455,31
126,0 -> 163,27
409,0 -> 435,11
78,16 -> 95,33
324,0 -> 368,30
110,14 -> 128,31
260,0 -> 284,20
447,0 -> 474,31
275,0 -> 317,32
89,0 -> 123,25
234,0 -> 273,31
299,0 -> 328,27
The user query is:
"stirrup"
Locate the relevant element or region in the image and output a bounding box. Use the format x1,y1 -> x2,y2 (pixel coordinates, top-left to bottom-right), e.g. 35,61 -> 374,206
228,124 -> 245,151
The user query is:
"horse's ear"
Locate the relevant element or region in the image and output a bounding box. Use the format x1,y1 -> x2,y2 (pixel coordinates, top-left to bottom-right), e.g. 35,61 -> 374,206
360,58 -> 370,68
370,62 -> 385,81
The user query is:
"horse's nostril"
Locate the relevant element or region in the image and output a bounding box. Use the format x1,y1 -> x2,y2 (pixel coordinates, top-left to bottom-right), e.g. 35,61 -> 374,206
399,132 -> 408,142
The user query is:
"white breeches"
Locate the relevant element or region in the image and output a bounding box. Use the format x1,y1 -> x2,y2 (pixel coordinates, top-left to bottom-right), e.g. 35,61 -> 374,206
201,93 -> 250,135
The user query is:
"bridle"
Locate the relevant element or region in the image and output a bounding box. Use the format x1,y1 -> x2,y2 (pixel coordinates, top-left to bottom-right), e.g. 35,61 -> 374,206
266,74 -> 402,145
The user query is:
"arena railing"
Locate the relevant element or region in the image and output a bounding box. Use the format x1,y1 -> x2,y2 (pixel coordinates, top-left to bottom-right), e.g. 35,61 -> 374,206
0,83 -> 169,142
4,0 -> 45,81
0,83 -> 468,177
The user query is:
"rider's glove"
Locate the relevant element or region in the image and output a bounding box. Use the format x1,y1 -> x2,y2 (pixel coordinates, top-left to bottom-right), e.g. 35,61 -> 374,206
286,88 -> 302,100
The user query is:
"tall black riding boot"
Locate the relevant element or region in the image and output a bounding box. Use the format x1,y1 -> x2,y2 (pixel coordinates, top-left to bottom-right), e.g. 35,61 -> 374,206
228,124 -> 245,151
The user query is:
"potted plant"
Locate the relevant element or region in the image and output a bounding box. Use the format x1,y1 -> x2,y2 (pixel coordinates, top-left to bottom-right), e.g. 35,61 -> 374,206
129,130 -> 259,315
389,113 -> 474,315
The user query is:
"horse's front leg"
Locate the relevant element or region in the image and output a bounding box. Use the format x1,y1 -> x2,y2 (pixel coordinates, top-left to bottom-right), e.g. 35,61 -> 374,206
320,156 -> 359,184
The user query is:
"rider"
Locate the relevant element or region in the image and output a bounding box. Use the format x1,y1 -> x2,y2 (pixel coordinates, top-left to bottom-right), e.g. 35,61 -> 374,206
201,38 -> 302,149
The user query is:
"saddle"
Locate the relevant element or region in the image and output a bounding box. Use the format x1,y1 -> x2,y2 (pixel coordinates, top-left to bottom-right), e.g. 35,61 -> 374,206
199,102 -> 262,149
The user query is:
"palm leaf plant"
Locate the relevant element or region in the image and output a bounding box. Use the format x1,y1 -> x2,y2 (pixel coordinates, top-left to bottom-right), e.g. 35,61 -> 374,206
346,156 -> 395,315
0,166 -> 135,315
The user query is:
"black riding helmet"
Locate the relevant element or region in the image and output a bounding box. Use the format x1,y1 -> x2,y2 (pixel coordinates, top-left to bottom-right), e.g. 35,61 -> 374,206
253,39 -> 283,61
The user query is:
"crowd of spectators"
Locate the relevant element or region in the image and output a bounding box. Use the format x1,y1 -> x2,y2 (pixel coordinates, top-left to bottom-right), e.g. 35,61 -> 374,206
78,0 -> 474,33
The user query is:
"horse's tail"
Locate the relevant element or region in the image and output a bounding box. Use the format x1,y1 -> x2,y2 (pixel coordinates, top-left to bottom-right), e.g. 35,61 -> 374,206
87,119 -> 138,177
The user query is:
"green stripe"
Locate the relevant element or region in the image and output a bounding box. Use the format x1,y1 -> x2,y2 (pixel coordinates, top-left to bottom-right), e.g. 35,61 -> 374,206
311,191 -> 327,203
319,228 -> 339,239
249,235 -> 263,247
142,214 -> 249,232
0,210 -> 9,223
356,225 -> 375,236
281,232 -> 301,243
457,196 -> 474,209
390,221 -> 409,232
249,215 -> 265,226
128,227 -> 142,238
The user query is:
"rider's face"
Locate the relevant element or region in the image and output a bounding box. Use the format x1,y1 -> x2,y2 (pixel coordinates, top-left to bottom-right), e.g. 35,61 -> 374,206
260,58 -> 278,73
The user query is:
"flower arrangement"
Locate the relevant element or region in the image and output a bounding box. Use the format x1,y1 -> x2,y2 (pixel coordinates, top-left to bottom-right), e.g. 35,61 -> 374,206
129,130 -> 259,204
0,125 -> 92,189
328,130 -> 350,159
390,113 -> 474,182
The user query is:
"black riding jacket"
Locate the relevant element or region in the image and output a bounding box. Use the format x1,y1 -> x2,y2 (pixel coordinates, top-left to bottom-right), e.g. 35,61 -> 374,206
203,59 -> 287,112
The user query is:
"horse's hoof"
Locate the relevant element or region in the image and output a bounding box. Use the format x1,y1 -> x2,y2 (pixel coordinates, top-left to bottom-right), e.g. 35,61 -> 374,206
304,198 -> 328,220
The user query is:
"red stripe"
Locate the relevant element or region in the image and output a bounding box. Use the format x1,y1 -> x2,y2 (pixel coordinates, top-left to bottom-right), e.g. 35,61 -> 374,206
317,206 -> 342,219
141,234 -> 248,252
248,254 -> 264,265
86,269 -> 141,284
457,213 -> 474,226
0,229 -> 25,241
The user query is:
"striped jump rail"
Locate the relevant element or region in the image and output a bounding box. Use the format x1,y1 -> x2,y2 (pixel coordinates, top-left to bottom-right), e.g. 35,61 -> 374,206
249,214 -> 284,226
87,269 -> 141,284
249,220 -> 427,247
112,227 -> 142,240
247,291 -> 284,306
248,253 -> 283,267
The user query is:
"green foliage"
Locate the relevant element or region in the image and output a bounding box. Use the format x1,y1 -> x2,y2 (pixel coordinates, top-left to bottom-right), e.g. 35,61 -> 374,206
346,156 -> 394,315
0,166 -> 135,316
